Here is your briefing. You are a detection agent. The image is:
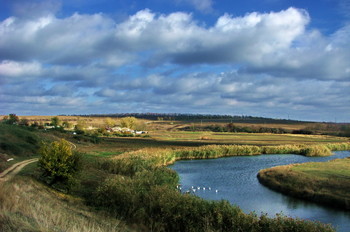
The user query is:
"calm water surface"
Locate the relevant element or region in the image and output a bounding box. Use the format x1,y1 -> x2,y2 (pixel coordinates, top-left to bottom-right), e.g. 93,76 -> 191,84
169,151 -> 350,232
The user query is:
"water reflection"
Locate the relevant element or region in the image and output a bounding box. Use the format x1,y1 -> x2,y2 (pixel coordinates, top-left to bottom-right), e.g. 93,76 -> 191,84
170,151 -> 350,232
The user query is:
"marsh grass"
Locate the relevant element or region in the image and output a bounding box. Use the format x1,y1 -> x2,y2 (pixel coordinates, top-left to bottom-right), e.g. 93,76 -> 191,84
89,142 -> 349,231
258,158 -> 350,210
110,142 -> 350,168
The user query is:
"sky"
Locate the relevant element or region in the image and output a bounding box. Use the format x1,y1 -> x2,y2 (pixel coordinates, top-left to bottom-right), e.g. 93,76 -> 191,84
0,0 -> 350,122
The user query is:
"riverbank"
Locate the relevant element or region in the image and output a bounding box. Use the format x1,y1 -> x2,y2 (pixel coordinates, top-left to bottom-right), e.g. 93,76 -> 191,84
257,157 -> 350,210
111,142 -> 350,168
89,142 -> 350,231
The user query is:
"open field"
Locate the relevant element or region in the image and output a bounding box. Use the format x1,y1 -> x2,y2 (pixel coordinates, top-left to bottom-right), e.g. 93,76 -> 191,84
150,131 -> 348,145
258,157 -> 350,209
72,132 -> 348,157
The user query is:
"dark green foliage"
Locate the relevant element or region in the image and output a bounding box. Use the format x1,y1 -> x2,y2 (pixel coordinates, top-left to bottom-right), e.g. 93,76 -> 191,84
292,129 -> 314,135
181,123 -> 289,134
73,134 -> 101,144
2,114 -> 20,125
0,123 -> 40,157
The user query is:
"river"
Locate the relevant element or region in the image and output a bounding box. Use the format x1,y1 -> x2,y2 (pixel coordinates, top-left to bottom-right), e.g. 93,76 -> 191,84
169,151 -> 350,232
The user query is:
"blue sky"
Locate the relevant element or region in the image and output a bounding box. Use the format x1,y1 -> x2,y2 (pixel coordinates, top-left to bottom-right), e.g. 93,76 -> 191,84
0,0 -> 350,122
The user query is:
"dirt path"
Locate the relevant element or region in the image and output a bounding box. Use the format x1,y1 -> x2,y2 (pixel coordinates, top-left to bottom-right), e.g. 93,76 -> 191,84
0,158 -> 38,182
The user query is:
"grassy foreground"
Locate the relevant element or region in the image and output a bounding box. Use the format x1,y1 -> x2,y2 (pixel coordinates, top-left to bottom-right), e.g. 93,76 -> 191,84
258,157 -> 350,210
0,175 -> 133,232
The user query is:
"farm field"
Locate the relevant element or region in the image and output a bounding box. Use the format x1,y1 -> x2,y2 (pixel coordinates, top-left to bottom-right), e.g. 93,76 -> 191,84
150,131 -> 348,145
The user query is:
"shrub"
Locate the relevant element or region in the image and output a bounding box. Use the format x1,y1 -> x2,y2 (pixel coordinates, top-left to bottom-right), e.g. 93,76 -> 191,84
38,139 -> 81,190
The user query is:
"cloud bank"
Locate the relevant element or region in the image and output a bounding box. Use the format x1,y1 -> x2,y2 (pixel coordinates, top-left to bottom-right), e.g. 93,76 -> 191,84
0,7 -> 350,121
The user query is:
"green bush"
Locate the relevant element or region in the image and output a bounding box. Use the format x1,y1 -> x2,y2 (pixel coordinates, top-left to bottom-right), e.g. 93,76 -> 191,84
38,139 -> 81,190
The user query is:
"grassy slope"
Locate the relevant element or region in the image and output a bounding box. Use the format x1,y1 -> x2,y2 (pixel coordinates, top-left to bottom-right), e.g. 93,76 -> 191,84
0,124 -> 70,172
0,124 -> 135,232
0,173 -> 133,232
257,158 -> 350,209
0,124 -> 41,172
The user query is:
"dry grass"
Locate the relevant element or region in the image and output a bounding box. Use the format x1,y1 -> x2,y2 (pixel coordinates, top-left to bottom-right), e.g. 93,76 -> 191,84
150,131 -> 347,146
0,115 -> 315,131
258,158 -> 350,209
0,176 -> 133,232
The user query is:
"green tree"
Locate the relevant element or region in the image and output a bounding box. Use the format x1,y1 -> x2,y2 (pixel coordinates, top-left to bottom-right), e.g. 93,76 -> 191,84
38,139 -> 81,190
4,114 -> 20,125
51,116 -> 60,128
120,117 -> 137,129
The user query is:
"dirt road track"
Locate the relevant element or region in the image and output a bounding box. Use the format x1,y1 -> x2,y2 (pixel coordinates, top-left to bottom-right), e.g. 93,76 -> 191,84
0,158 -> 38,182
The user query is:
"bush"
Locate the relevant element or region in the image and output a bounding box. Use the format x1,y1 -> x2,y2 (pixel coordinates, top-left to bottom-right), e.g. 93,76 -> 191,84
38,139 -> 81,191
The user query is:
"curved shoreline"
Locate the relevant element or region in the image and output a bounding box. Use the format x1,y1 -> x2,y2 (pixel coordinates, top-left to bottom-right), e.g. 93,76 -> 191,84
257,158 -> 350,210
97,143 -> 349,231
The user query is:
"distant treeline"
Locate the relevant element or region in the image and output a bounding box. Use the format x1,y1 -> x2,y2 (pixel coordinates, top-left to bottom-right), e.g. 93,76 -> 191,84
68,113 -> 305,124
182,123 -> 290,134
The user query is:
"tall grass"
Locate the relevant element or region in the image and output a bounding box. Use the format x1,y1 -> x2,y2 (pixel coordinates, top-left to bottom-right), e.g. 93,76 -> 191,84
109,142 -> 350,168
258,158 -> 350,210
89,142 -> 350,231
0,176 -> 131,232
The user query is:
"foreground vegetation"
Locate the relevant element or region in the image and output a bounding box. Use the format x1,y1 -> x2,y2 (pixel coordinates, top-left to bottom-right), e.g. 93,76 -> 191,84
0,175 -> 132,232
74,142 -> 350,231
1,118 -> 350,231
258,157 -> 350,210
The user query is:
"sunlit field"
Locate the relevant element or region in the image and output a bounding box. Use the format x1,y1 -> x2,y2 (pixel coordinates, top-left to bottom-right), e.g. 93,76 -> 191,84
150,131 -> 347,145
